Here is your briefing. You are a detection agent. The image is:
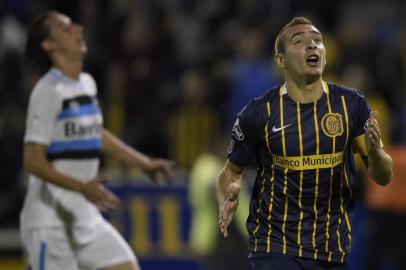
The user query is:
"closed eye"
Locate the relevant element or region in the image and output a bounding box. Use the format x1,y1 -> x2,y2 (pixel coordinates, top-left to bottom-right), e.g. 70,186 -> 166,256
314,38 -> 322,44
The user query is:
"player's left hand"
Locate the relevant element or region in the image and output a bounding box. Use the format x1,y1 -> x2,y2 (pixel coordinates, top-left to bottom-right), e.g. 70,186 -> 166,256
143,158 -> 176,186
365,111 -> 382,156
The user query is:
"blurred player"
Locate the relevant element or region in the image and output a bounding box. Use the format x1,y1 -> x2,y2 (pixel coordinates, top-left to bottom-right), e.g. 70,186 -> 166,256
21,11 -> 174,270
217,17 -> 393,270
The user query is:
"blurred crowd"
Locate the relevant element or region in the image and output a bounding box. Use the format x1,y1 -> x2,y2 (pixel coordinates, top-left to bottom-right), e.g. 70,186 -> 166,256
1,0 -> 406,267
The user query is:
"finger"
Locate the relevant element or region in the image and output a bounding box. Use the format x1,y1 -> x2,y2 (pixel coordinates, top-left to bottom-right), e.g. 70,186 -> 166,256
367,133 -> 378,149
153,172 -> 166,186
222,200 -> 231,216
365,111 -> 378,129
97,202 -> 108,212
107,191 -> 119,204
101,188 -> 119,208
97,175 -> 109,184
162,161 -> 176,179
368,128 -> 380,143
219,218 -> 229,237
228,192 -> 237,201
369,111 -> 378,121
371,123 -> 381,138
222,203 -> 236,224
367,117 -> 380,130
162,166 -> 174,182
103,200 -> 118,211
223,225 -> 228,237
229,184 -> 241,197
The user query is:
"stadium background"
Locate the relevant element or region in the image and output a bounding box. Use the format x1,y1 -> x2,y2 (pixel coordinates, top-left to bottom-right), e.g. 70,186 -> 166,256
0,0 -> 406,269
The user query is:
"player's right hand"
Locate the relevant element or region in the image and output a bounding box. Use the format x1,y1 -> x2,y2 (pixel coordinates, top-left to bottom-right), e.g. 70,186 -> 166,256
219,184 -> 240,237
81,176 -> 119,212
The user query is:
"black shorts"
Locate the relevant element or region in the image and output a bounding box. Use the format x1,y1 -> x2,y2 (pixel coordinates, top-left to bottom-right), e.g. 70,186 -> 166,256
249,253 -> 347,270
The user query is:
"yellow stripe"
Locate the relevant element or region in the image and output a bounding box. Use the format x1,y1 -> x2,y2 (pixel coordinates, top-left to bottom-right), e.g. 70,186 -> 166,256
280,89 -> 287,156
326,82 -> 332,112
282,168 -> 289,254
265,101 -> 275,252
341,96 -> 350,147
336,203 -> 344,255
254,102 -> 272,252
296,103 -> 304,257
267,165 -> 275,252
343,169 -> 352,246
335,179 -> 345,257
341,96 -> 352,252
266,102 -> 271,153
341,96 -> 353,198
280,89 -> 288,254
253,161 -> 266,252
325,83 -> 334,261
337,232 -> 345,263
344,204 -> 352,239
312,100 -> 320,258
333,96 -> 351,260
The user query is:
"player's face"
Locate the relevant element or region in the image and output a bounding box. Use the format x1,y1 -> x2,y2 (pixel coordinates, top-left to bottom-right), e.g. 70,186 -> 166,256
277,24 -> 326,79
43,13 -> 87,59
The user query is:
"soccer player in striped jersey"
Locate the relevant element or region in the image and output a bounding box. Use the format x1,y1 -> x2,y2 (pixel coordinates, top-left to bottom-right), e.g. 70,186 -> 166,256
217,17 -> 393,270
20,11 -> 174,270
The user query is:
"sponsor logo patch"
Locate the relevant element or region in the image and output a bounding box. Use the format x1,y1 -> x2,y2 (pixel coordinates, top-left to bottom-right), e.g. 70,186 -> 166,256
321,113 -> 343,137
272,152 -> 344,170
231,119 -> 244,140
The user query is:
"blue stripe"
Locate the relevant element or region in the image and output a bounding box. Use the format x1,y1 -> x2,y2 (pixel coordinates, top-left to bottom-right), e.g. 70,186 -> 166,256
47,138 -> 102,153
57,104 -> 100,119
39,241 -> 46,270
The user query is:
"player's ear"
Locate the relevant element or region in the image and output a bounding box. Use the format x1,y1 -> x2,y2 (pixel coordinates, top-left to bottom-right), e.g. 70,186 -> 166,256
275,53 -> 285,68
41,39 -> 55,52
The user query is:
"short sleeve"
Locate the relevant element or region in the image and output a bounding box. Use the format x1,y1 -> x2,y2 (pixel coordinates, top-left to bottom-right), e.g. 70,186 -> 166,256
82,73 -> 98,95
24,83 -> 60,145
352,90 -> 372,137
227,99 -> 259,167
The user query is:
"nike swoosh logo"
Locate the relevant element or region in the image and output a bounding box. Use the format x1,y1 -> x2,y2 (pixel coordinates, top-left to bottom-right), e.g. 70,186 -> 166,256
272,124 -> 292,132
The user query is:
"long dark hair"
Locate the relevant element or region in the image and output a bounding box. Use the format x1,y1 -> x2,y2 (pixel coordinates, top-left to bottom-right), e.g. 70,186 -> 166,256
24,11 -> 58,77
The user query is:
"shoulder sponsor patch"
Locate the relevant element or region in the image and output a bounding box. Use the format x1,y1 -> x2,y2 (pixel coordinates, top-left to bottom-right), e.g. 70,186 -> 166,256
231,118 -> 244,140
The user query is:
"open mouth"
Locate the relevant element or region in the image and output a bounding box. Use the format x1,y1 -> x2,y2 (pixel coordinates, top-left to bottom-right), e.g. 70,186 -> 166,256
306,54 -> 319,67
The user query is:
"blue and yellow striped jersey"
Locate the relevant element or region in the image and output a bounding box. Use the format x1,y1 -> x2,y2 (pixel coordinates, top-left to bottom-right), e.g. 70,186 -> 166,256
228,81 -> 371,263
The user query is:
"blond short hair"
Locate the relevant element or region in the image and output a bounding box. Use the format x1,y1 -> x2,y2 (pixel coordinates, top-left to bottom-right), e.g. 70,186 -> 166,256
274,17 -> 313,54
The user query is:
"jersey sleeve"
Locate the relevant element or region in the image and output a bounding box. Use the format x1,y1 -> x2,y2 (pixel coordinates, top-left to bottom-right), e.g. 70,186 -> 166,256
227,99 -> 260,168
352,90 -> 372,137
82,73 -> 98,96
24,83 -> 60,145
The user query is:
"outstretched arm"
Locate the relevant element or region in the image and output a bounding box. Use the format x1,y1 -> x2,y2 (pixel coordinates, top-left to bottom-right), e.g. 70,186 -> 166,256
217,159 -> 244,237
353,111 -> 393,186
102,129 -> 175,185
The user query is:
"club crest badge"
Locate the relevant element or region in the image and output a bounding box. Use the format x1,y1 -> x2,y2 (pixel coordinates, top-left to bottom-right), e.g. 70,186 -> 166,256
231,118 -> 244,140
321,113 -> 344,138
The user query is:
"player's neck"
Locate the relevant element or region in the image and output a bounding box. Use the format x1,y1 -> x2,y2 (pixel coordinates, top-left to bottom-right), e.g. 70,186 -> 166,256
51,54 -> 83,81
284,77 -> 324,104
